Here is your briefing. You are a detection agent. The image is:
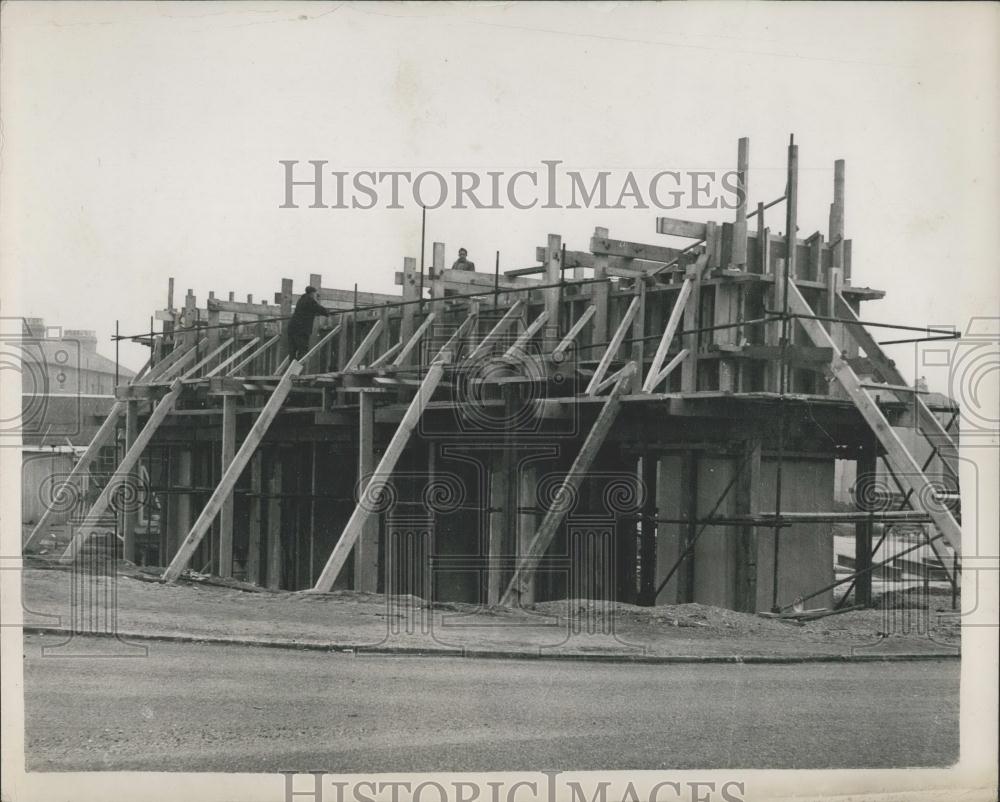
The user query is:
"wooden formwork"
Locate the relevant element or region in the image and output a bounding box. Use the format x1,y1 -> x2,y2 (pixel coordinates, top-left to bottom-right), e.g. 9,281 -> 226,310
26,137 -> 961,613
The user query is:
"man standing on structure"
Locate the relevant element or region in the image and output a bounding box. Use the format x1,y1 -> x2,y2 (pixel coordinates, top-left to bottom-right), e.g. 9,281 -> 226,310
451,248 -> 475,271
287,286 -> 335,360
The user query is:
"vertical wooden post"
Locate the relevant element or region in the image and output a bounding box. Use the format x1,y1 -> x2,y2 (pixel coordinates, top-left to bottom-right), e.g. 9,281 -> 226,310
543,234 -> 562,350
247,450 -> 263,584
854,438 -> 877,608
639,455 -> 658,605
206,305 -> 221,374
279,278 -> 294,369
173,449 -> 192,562
766,258 -> 786,393
680,263 -> 702,392
827,159 -> 846,358
377,304 -> 391,361
516,462 -> 539,605
465,299 -> 481,359
354,391 -> 380,592
266,451 -> 283,590
734,438 -> 762,612
679,450 -> 697,602
732,137 -> 749,268
400,256 -> 418,342
183,290 -> 197,348
629,279 -> 646,392
591,227 -> 610,346
614,455 -> 639,604
828,160 -> 845,312
487,446 -> 510,606
424,440 -> 436,600
218,395 -> 237,577
121,401 -> 139,563
430,242 -> 446,318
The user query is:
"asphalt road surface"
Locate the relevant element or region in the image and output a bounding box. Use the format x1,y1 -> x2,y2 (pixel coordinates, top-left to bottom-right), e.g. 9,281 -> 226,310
23,634 -> 958,772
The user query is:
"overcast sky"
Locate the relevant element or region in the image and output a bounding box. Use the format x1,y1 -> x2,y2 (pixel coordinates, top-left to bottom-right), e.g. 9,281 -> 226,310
2,2 -> 998,394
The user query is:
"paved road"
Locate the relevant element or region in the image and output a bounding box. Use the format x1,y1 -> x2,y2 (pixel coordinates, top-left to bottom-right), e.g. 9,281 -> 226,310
23,634 -> 958,772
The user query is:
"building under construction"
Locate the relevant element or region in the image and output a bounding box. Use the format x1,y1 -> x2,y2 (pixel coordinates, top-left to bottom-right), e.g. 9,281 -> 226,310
25,137 -> 962,614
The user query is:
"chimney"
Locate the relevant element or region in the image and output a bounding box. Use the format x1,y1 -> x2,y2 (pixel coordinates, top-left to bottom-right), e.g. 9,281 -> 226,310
65,329 -> 98,353
22,318 -> 46,337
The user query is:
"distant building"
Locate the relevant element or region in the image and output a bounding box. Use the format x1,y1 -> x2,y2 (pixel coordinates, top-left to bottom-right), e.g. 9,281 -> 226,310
19,317 -> 135,448
20,318 -> 137,536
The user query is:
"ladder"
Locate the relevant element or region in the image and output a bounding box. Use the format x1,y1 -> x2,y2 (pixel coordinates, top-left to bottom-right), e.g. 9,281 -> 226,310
786,283 -> 961,556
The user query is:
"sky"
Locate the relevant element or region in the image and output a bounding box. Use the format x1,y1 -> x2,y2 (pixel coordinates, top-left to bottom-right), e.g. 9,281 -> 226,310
2,1 -> 998,396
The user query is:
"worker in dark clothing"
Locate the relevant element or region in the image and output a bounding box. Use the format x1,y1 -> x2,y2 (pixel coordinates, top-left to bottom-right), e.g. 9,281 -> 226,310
451,247 -> 476,271
287,286 -> 334,360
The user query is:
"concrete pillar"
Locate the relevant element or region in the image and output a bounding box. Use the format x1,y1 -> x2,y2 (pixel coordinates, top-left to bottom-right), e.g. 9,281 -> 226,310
654,453 -> 685,605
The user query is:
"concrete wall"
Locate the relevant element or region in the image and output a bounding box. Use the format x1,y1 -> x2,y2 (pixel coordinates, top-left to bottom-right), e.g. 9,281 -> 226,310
22,451 -> 78,526
755,458 -> 835,611
655,453 -> 835,611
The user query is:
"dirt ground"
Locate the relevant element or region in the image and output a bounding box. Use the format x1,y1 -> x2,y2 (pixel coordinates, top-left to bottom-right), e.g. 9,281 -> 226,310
18,563 -> 960,659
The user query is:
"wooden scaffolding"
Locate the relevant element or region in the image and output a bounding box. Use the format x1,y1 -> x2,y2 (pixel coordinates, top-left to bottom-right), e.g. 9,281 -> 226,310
24,136 -> 961,613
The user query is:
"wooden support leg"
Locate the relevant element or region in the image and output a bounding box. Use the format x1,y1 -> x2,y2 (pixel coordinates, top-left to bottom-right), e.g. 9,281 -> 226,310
681,266 -> 702,392
160,362 -> 304,582
501,364 -> 635,605
734,438 -> 762,612
487,446 -> 511,606
639,455 -> 658,605
679,450 -> 698,603
854,440 -> 877,607
543,234 -> 562,351
654,453 -> 684,604
173,449 -> 193,562
24,400 -> 126,552
629,279 -> 646,393
516,462 -> 539,605
591,227 -> 610,346
218,395 -> 237,577
266,451 -> 283,590
247,450 -> 263,585
615,492 -> 637,605
354,391 -> 380,592
121,400 -> 139,563
60,382 -> 183,563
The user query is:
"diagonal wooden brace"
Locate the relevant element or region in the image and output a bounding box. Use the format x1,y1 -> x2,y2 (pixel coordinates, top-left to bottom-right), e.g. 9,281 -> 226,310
789,283 -> 961,554
501,362 -> 636,605
310,363 -> 445,592
60,381 -> 185,563
161,361 -> 305,582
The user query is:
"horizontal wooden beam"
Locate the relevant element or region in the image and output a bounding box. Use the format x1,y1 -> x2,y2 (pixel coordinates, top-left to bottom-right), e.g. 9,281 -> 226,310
589,236 -> 683,263
656,217 -> 708,240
